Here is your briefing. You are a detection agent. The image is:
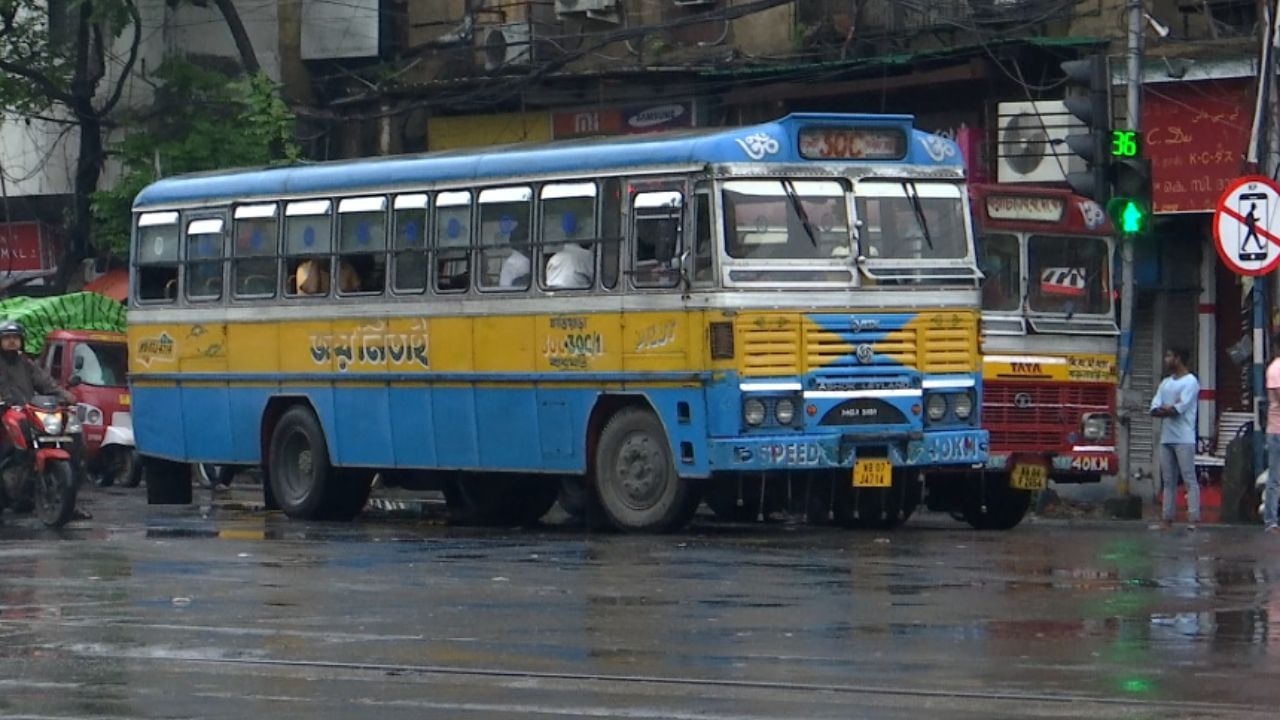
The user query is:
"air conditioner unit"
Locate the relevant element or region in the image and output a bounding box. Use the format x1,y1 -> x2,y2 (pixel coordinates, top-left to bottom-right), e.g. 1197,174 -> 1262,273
556,0 -> 618,16
477,22 -> 533,72
995,100 -> 1084,184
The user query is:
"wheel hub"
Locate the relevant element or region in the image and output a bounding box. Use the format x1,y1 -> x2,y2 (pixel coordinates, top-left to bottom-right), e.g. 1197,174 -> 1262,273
616,434 -> 666,508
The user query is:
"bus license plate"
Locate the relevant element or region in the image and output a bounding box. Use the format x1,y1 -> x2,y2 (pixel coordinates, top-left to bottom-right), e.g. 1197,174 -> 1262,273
852,459 -> 892,488
1010,464 -> 1047,491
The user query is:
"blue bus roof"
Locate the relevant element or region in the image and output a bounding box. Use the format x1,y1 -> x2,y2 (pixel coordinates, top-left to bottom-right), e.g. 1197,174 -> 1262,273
132,113 -> 964,210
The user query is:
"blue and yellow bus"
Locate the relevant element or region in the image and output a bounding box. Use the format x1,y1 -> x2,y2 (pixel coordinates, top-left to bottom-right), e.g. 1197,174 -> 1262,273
128,113 -> 987,532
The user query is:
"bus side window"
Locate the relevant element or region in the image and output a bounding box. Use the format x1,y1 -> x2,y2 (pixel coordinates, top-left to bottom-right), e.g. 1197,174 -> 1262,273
692,185 -> 713,285
478,186 -> 533,292
600,178 -> 622,290
392,193 -> 429,294
632,190 -> 684,289
539,182 -> 596,291
135,211 -> 181,303
232,204 -> 279,298
185,217 -> 225,302
283,200 -> 334,298
337,196 -> 387,296
435,191 -> 471,293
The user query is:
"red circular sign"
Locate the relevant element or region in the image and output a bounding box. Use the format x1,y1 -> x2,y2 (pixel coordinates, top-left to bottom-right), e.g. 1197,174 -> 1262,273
1212,175 -> 1280,277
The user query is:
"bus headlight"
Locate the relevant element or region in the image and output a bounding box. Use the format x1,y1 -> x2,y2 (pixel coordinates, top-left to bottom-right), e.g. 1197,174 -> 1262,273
775,398 -> 796,425
952,393 -> 973,420
925,394 -> 947,422
1082,414 -> 1109,440
743,398 -> 766,426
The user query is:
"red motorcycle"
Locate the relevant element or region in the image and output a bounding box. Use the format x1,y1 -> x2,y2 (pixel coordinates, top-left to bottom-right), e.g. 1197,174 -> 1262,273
0,395 -> 82,527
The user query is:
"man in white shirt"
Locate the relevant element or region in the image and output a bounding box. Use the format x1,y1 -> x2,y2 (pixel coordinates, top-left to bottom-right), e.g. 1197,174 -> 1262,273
545,243 -> 593,289
1149,346 -> 1201,530
498,249 -> 530,288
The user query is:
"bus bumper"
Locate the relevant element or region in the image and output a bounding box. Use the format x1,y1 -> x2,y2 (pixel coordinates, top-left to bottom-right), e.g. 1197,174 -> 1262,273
709,429 -> 988,471
985,451 -> 1116,481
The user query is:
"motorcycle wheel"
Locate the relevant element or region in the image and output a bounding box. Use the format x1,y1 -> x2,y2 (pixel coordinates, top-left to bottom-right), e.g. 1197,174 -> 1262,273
37,460 -> 77,528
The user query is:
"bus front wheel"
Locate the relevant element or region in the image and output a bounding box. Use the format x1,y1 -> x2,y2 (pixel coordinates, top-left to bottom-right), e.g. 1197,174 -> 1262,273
593,408 -> 699,532
268,406 -> 338,520
962,473 -> 1031,530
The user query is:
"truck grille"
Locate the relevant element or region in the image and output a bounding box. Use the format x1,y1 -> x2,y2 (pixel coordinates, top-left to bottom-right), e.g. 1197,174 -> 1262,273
984,381 -> 1114,451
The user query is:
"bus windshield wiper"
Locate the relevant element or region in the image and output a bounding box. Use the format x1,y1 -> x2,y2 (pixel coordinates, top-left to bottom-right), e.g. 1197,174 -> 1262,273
782,179 -> 819,247
902,180 -> 934,251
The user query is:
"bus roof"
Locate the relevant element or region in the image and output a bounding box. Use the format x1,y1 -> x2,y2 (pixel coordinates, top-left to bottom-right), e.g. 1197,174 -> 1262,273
132,114 -> 965,210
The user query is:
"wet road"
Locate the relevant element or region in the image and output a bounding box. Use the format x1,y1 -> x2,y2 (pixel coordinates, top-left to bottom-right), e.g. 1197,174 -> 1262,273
2,483 -> 1279,719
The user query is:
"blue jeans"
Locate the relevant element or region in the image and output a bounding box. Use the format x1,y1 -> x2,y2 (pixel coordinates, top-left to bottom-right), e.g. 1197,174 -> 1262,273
1266,435 -> 1280,529
1160,443 -> 1199,523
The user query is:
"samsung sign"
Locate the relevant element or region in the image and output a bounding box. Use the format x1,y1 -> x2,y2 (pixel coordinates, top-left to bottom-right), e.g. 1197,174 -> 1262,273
554,101 -> 696,139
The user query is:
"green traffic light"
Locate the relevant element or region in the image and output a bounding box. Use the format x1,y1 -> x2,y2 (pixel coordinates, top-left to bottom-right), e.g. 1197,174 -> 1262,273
1120,200 -> 1145,233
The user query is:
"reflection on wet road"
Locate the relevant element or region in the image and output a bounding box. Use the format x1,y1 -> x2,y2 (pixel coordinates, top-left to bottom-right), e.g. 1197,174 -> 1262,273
2,486 -> 1279,718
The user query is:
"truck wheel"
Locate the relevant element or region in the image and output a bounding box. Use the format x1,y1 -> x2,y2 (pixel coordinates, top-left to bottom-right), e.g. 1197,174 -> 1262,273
268,406 -> 335,520
962,473 -> 1031,530
593,408 -> 699,532
143,455 -> 192,505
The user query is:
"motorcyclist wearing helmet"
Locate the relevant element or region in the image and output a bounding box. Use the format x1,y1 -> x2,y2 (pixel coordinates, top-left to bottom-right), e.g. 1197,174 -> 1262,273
0,319 -> 85,521
0,320 -> 74,406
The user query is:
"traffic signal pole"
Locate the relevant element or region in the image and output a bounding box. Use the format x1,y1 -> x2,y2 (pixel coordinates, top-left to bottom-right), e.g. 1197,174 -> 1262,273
1116,0 -> 1143,499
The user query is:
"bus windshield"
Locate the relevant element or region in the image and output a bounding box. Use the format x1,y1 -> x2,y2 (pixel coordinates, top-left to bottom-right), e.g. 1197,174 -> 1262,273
1027,235 -> 1111,316
722,179 -> 851,260
855,181 -> 972,275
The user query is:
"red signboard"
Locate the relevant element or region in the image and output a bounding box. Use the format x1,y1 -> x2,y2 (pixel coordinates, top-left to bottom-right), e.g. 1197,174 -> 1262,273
0,222 -> 58,274
553,101 -> 694,140
1142,79 -> 1254,214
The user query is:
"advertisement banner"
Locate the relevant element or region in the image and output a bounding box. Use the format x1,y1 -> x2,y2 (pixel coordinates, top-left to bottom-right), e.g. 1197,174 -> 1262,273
553,101 -> 695,140
1143,79 -> 1253,214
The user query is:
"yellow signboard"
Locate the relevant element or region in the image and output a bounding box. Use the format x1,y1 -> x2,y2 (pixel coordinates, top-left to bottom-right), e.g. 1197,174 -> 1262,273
983,353 -> 1117,383
427,111 -> 551,151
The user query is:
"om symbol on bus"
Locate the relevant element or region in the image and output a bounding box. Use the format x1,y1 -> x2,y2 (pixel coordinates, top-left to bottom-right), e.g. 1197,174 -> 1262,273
736,132 -> 780,161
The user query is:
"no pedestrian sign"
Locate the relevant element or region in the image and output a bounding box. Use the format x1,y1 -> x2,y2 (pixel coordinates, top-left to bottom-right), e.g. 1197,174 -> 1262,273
1214,175 -> 1280,276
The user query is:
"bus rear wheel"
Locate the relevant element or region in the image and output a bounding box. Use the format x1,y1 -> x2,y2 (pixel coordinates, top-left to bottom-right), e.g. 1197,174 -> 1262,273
268,406 -> 338,520
593,408 -> 699,532
962,473 -> 1031,530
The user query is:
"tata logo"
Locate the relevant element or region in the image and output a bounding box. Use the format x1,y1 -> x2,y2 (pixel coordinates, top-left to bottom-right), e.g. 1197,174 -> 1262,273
1011,362 -> 1043,374
850,318 -> 881,333
1013,392 -> 1033,409
855,344 -> 875,364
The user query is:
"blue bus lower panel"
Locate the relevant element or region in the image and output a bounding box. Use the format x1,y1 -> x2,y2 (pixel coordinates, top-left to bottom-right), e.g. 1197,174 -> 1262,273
707,429 -> 988,472
134,382 -> 980,476
132,383 -> 712,475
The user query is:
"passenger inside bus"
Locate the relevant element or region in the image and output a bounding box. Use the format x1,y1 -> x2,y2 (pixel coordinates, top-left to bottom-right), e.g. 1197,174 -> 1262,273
545,243 -> 593,288
294,259 -> 361,295
499,248 -> 530,288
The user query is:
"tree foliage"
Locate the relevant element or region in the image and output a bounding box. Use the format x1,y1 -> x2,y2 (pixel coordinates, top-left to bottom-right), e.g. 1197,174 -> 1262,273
92,60 -> 301,255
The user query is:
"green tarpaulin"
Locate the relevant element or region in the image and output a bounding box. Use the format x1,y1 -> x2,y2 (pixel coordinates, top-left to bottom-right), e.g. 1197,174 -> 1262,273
0,292 -> 127,355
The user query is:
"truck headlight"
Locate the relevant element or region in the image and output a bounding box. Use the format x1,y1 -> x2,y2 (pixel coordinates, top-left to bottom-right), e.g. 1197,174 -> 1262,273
66,413 -> 83,434
925,394 -> 947,422
1082,414 -> 1109,440
952,393 -> 974,420
743,398 -> 766,426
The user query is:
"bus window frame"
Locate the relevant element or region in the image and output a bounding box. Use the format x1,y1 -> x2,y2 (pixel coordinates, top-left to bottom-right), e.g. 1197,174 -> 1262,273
134,211 -> 182,305
538,181 -> 599,293
476,185 -> 534,294
283,199 -> 336,299
390,192 -> 430,296
434,190 -> 473,294
690,181 -> 716,288
183,214 -> 228,304
600,177 -> 625,291
231,202 -> 281,300
629,183 -> 687,291
335,195 -> 389,298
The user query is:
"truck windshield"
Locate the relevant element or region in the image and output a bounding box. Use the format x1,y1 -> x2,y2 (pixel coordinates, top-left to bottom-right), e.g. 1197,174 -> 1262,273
74,342 -> 129,387
1027,235 -> 1111,316
979,233 -> 1020,312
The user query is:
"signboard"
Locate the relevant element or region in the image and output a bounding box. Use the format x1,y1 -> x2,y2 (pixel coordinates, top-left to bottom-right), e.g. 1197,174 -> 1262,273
0,222 -> 59,276
796,127 -> 906,160
1212,176 -> 1280,277
552,101 -> 695,140
985,195 -> 1065,223
1143,79 -> 1253,213
427,111 -> 550,151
